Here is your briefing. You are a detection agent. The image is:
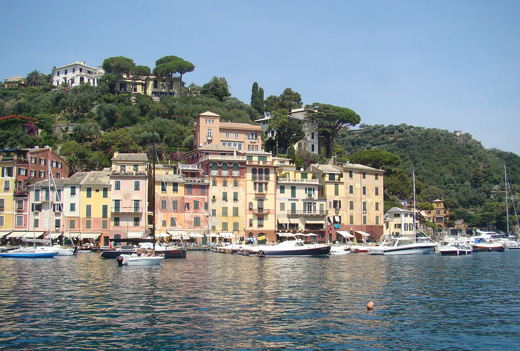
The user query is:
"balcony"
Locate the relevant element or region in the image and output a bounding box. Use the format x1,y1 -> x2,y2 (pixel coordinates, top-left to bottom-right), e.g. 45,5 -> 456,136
179,164 -> 199,171
199,155 -> 247,162
183,175 -> 209,184
287,210 -> 326,217
277,178 -> 319,185
111,206 -> 143,214
252,176 -> 270,182
110,171 -> 147,177
248,208 -> 272,215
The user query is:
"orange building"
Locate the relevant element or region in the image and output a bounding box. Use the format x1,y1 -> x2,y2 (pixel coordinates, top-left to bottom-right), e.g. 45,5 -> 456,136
192,111 -> 263,152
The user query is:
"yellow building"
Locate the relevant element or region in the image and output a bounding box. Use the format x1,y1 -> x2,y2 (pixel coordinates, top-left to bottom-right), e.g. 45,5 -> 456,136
275,158 -> 326,240
78,171 -> 110,244
0,160 -> 16,234
245,152 -> 277,243
116,73 -> 181,98
423,199 -> 449,229
308,160 -> 384,242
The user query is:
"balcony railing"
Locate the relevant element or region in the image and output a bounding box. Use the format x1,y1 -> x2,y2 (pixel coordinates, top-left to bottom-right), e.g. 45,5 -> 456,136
286,210 -> 326,217
183,176 -> 209,184
248,208 -> 272,215
252,176 -> 270,182
112,206 -> 143,214
277,178 -> 319,184
110,171 -> 147,177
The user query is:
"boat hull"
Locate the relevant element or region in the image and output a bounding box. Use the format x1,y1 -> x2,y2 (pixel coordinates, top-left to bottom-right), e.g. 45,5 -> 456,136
157,248 -> 187,259
0,251 -> 57,258
100,250 -> 136,259
371,244 -> 437,255
257,245 -> 331,257
439,248 -> 472,256
118,254 -> 164,266
472,244 -> 505,252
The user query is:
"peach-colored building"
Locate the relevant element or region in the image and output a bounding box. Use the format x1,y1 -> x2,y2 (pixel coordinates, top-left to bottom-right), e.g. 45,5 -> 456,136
192,111 -> 263,152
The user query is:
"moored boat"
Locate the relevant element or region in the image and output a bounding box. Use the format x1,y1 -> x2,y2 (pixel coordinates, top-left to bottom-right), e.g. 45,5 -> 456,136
438,243 -> 472,256
0,247 -> 58,258
116,253 -> 164,266
370,237 -> 437,255
249,239 -> 331,257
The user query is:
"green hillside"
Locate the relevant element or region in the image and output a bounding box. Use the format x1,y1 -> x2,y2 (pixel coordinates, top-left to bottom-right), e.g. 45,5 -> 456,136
338,124 -> 520,230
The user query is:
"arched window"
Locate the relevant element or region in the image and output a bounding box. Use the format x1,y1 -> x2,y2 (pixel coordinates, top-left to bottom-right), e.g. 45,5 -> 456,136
252,168 -> 257,180
258,168 -> 264,181
211,162 -> 218,176
232,163 -> 239,176
264,168 -> 270,181
222,163 -> 229,176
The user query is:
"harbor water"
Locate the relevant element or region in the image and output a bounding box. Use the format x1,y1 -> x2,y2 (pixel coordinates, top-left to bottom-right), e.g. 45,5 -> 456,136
0,250 -> 519,350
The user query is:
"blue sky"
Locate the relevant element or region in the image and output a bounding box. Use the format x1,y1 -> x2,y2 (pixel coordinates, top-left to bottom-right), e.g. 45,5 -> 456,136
1,0 -> 519,155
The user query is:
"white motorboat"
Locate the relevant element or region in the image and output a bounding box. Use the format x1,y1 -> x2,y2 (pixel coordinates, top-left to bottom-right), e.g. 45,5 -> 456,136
248,238 -> 331,257
116,253 -> 164,266
370,237 -> 437,255
329,245 -> 351,255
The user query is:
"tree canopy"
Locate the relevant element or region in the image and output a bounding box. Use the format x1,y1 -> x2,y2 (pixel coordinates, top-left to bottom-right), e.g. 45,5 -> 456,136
201,77 -> 231,101
305,103 -> 361,158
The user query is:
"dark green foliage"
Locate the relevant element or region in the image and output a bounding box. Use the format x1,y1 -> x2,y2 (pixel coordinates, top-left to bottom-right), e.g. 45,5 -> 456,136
338,123 -> 520,231
250,82 -> 264,115
201,77 -> 231,101
264,88 -> 302,113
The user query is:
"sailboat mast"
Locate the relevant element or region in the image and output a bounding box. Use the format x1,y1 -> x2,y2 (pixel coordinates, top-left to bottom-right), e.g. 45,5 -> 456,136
505,164 -> 509,234
413,170 -> 416,239
151,138 -> 156,251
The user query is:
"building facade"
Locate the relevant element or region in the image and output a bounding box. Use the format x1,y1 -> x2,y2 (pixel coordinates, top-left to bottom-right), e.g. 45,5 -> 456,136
52,61 -> 105,87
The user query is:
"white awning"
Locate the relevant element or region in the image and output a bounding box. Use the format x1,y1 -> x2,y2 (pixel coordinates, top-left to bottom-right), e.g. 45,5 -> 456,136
277,232 -> 297,238
207,233 -> 220,237
127,232 -> 143,239
190,233 -> 204,238
168,230 -> 189,239
66,232 -> 81,238
355,230 -> 370,237
305,220 -> 324,225
156,232 -> 171,238
78,233 -> 101,240
7,231 -> 44,238
305,233 -> 319,237
47,233 -> 63,239
0,231 -> 11,238
288,218 -> 299,224
337,231 -> 354,238
219,232 -> 235,239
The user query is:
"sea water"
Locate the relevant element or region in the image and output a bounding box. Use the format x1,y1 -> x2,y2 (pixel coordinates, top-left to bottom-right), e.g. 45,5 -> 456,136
0,250 -> 519,350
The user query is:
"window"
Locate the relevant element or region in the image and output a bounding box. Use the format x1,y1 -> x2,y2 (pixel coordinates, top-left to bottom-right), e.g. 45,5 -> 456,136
233,207 -> 239,217
3,180 -> 10,191
187,184 -> 193,194
223,192 -> 227,201
161,200 -> 167,210
201,186 -> 206,195
212,179 -> 217,186
16,215 -> 23,227
102,205 -> 108,218
280,186 -> 285,194
172,183 -> 178,192
133,165 -> 138,173
350,201 -> 354,210
56,189 -> 62,202
172,201 -> 178,210
71,186 -> 76,196
70,219 -> 75,229
86,220 -> 92,229
114,217 -> 120,226
233,192 -> 238,202
222,207 -> 228,216
233,179 -> 238,187
115,181 -> 120,190
161,183 -> 167,193
280,203 -> 285,211
0,199 -> 4,210
329,173 -> 336,181
134,217 -> 139,226
334,184 -> 339,196
86,205 -> 92,218
114,200 -> 121,212
86,188 -> 92,198
363,172 -> 366,179
222,222 -> 228,231
133,200 -> 140,212
222,179 -> 227,187
212,209 -> 216,216
375,173 -> 379,180
258,217 -> 264,228
194,200 -> 199,210
291,203 -> 296,215
291,186 -> 296,198
185,203 -> 190,210
375,187 -> 379,196
363,186 -> 366,195
134,181 -> 140,191
102,220 -> 108,229
170,217 -> 176,227
33,218 -> 39,228
102,188 -> 108,198
375,202 -> 379,211
194,217 -> 200,226
349,185 -> 354,194
16,200 -> 23,210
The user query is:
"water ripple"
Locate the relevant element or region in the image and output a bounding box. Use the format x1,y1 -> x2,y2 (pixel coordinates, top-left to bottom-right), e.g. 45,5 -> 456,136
0,251 -> 519,350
